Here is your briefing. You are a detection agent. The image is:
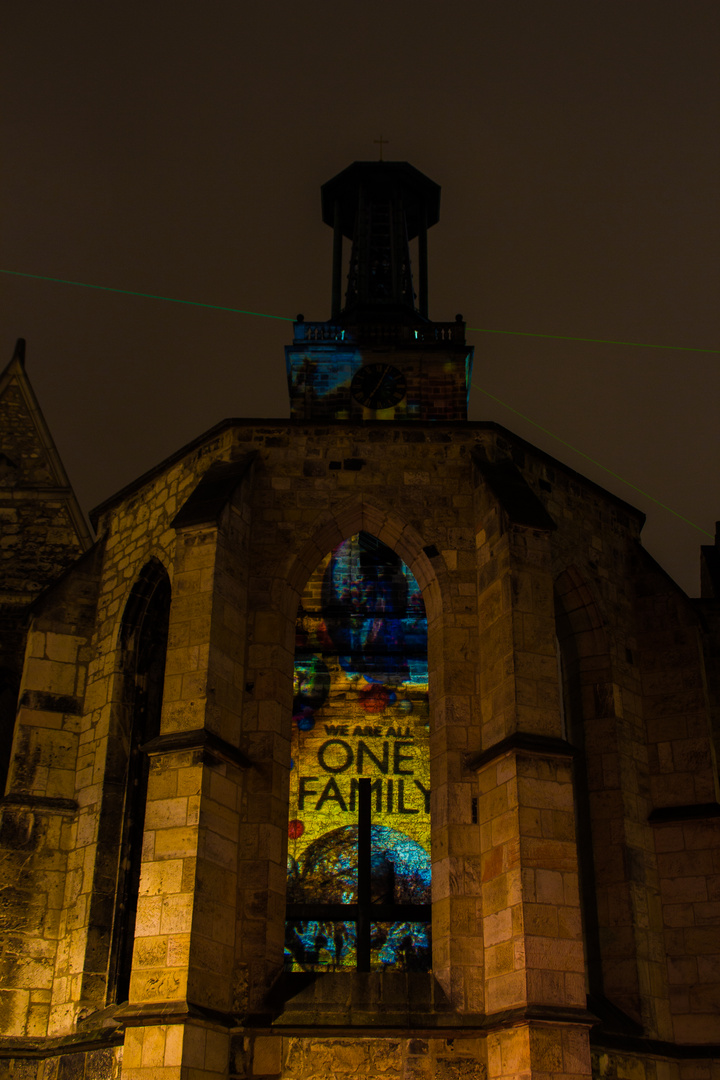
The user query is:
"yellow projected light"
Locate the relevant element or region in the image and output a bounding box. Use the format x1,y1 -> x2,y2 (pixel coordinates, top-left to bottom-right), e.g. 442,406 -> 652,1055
286,534 -> 430,971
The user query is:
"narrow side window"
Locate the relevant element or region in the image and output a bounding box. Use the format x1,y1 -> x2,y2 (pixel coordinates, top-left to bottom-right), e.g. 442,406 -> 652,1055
109,562 -> 170,1003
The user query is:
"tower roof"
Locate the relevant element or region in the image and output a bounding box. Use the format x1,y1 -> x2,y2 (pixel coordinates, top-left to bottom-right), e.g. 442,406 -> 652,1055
321,161 -> 441,241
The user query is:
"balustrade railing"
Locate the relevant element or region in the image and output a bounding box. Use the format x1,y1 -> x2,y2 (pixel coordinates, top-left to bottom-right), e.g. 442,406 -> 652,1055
293,320 -> 465,345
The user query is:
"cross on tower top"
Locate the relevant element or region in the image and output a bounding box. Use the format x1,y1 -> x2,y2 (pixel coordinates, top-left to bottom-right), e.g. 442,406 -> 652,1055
373,135 -> 389,161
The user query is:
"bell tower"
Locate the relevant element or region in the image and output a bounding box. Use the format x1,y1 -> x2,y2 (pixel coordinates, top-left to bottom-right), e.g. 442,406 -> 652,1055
285,160 -> 474,422
324,160 -> 437,321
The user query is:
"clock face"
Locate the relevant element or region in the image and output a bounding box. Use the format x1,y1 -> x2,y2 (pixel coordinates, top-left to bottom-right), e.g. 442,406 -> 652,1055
350,363 -> 407,410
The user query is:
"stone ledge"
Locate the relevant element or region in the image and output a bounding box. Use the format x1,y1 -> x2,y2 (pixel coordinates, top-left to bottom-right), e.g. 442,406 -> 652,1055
0,792 -> 78,814
592,1030 -> 720,1058
472,451 -> 558,531
236,1024 -> 487,1040
234,1022 -> 720,1057
273,972 -> 445,1012
114,998 -> 237,1030
140,727 -> 252,770
467,732 -> 578,772
482,1003 -> 597,1030
171,452 -> 257,529
243,1002 -> 597,1034
0,1030 -> 123,1059
267,1015 -> 485,1031
648,802 -> 720,824
260,974 -> 597,1032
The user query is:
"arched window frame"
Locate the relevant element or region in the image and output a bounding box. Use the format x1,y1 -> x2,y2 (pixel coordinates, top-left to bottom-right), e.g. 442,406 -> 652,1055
285,531 -> 432,974
106,558 -> 171,1004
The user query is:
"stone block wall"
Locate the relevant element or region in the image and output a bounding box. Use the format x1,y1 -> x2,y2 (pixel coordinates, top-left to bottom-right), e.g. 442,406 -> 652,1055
477,748 -> 585,1015
123,1020 -> 229,1078
1,417 -> 718,1077
554,561 -> 673,1039
636,560 -> 718,809
0,347 -> 92,796
593,1047 -> 720,1080
232,1033 -> 487,1080
0,543 -> 103,1040
654,816 -> 720,1042
487,1024 -> 591,1080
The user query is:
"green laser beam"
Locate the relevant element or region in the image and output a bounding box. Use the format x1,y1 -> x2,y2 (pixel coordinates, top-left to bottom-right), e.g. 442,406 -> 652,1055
2,266 -> 714,537
0,269 -> 295,322
473,382 -> 714,538
467,326 -> 719,353
2,268 -> 718,352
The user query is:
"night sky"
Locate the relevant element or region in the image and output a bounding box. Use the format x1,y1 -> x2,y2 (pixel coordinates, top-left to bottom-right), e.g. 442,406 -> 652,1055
2,1 -> 718,594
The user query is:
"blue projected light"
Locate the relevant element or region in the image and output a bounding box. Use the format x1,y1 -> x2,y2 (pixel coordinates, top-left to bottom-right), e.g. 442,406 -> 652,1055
287,533 -> 431,972
288,824 -> 430,906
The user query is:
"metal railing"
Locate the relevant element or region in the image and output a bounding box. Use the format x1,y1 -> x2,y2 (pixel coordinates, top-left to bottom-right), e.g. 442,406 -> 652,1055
293,320 -> 466,346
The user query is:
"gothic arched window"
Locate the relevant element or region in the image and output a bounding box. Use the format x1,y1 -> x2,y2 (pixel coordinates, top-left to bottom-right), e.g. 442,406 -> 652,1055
285,533 -> 431,972
109,560 -> 171,1004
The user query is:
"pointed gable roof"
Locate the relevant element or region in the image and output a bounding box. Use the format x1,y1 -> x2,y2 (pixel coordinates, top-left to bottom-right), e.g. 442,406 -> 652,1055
0,339 -> 93,594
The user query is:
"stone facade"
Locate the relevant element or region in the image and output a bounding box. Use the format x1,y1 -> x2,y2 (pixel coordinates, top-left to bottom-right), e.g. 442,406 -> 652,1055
0,339 -> 92,809
1,159 -> 718,1078
0,414 -> 718,1078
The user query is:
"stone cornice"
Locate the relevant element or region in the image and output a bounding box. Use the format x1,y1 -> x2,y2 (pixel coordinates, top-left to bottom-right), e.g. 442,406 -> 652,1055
467,732 -> 578,772
171,452 -> 257,529
113,999 -> 238,1029
591,1029 -> 720,1058
0,1031 -> 123,1059
648,802 -> 720,824
140,728 -> 252,770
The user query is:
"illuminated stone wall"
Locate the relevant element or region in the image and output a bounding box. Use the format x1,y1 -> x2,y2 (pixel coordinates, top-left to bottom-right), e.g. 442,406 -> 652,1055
285,340 -> 472,421
1,418 -> 718,1079
0,347 -> 92,795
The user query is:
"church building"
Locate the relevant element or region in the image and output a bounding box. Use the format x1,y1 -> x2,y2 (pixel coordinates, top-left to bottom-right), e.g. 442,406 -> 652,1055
1,160 -> 719,1080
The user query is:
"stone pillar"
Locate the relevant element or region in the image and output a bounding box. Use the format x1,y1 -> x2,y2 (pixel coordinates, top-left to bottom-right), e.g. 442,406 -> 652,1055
556,562 -> 674,1038
122,1020 -> 230,1079
0,543 -> 101,1037
487,1023 -> 592,1080
129,737 -> 243,1014
122,488 -> 252,1076
477,743 -> 585,1014
476,517 -> 561,749
423,526 -> 484,1014
474,480 -> 593,1080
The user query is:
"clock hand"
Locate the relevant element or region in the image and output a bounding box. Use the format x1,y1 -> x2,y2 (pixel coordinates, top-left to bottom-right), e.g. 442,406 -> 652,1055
368,365 -> 389,403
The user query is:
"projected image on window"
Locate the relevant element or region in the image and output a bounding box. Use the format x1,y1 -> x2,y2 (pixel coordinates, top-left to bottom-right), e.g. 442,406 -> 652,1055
286,533 -> 430,972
